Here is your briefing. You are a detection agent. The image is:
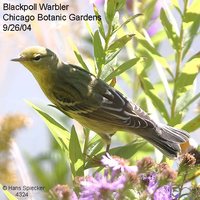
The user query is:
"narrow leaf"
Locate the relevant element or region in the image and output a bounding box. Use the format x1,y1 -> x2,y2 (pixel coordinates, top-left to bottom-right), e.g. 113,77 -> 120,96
26,101 -> 69,152
115,0 -> 126,11
88,135 -> 104,157
113,14 -> 143,34
160,8 -> 179,50
85,21 -> 94,38
69,126 -> 84,177
179,92 -> 200,112
93,4 -> 105,38
183,17 -> 200,58
93,30 -> 105,72
181,114 -> 200,132
143,29 -> 172,102
175,57 -> 199,99
141,77 -> 170,121
105,49 -> 121,64
68,39 -> 89,71
107,34 -> 134,54
104,57 -> 141,82
176,164 -> 200,186
105,0 -> 116,24
85,139 -> 146,169
129,28 -> 173,77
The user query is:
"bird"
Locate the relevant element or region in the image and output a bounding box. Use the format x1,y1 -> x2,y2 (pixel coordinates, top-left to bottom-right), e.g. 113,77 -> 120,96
11,46 -> 195,158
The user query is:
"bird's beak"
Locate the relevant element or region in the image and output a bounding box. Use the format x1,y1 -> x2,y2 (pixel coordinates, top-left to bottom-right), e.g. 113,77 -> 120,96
11,56 -> 27,62
11,57 -> 21,62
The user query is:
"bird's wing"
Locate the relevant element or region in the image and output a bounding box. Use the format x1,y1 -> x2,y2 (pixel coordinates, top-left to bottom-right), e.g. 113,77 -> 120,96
53,83 -> 155,129
53,66 -> 155,129
82,87 -> 156,129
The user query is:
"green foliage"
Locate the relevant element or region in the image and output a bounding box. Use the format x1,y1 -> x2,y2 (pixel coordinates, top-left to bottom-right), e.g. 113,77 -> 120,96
160,8 -> 179,50
27,101 -> 70,152
28,139 -> 69,190
182,113 -> 200,132
27,0 -> 200,198
85,139 -> 147,169
104,57 -> 141,82
69,126 -> 84,178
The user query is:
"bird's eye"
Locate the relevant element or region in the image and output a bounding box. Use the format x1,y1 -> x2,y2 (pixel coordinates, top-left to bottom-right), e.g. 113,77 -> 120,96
33,55 -> 41,61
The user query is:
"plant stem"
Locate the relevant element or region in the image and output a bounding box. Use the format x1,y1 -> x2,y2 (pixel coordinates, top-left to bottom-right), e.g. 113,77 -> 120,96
83,128 -> 90,163
170,0 -> 188,120
104,22 -> 112,51
97,22 -> 112,78
178,169 -> 188,200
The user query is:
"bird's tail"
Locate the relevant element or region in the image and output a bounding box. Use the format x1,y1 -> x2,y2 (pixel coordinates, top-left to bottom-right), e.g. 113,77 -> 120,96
139,125 -> 194,158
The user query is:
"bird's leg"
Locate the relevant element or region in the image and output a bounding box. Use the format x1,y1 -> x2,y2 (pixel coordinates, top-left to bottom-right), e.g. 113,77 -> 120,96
100,133 -> 114,153
106,144 -> 110,152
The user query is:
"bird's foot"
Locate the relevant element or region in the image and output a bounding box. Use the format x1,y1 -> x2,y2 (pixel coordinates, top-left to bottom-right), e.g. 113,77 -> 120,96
106,144 -> 110,153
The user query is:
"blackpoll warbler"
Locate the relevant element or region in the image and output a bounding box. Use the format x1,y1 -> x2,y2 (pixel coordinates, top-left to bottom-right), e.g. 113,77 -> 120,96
12,46 -> 195,157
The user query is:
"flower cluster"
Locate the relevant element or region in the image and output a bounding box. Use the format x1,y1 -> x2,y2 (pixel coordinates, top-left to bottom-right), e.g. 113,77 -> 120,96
51,153 -> 185,200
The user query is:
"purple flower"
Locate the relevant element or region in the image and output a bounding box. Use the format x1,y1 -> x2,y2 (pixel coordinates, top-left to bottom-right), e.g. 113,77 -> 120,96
154,184 -> 173,200
141,172 -> 175,200
79,171 -> 127,200
141,172 -> 158,194
101,153 -> 138,173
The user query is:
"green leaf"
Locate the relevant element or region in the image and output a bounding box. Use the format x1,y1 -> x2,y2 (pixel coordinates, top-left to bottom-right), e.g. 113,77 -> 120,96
88,135 -> 104,157
111,11 -> 120,32
172,56 -> 199,118
176,88 -> 194,115
26,101 -> 69,152
175,57 -> 199,99
85,21 -> 94,38
93,30 -> 105,73
182,0 -> 200,58
100,57 -> 116,80
176,164 -> 200,186
184,0 -> 200,21
105,0 -> 116,24
109,140 -> 147,158
29,158 -> 54,189
172,0 -> 181,16
105,49 -> 121,65
115,0 -> 126,11
181,113 -> 200,132
0,184 -> 18,200
142,0 -> 157,27
69,126 -> 84,177
182,19 -> 200,58
129,28 -> 173,77
171,0 -> 179,8
104,57 -> 141,82
113,14 -> 143,34
142,29 -> 172,102
179,92 -> 200,112
107,34 -> 134,54
140,76 -> 170,121
69,39 -> 89,71
93,4 -> 105,38
160,8 -> 179,50
85,139 -> 147,169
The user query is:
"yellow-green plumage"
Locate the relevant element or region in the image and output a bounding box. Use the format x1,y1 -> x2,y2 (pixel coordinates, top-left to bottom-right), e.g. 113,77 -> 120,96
12,46 -> 192,157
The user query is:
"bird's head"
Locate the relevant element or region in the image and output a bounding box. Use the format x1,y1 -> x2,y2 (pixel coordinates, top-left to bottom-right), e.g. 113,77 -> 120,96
11,46 -> 60,74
